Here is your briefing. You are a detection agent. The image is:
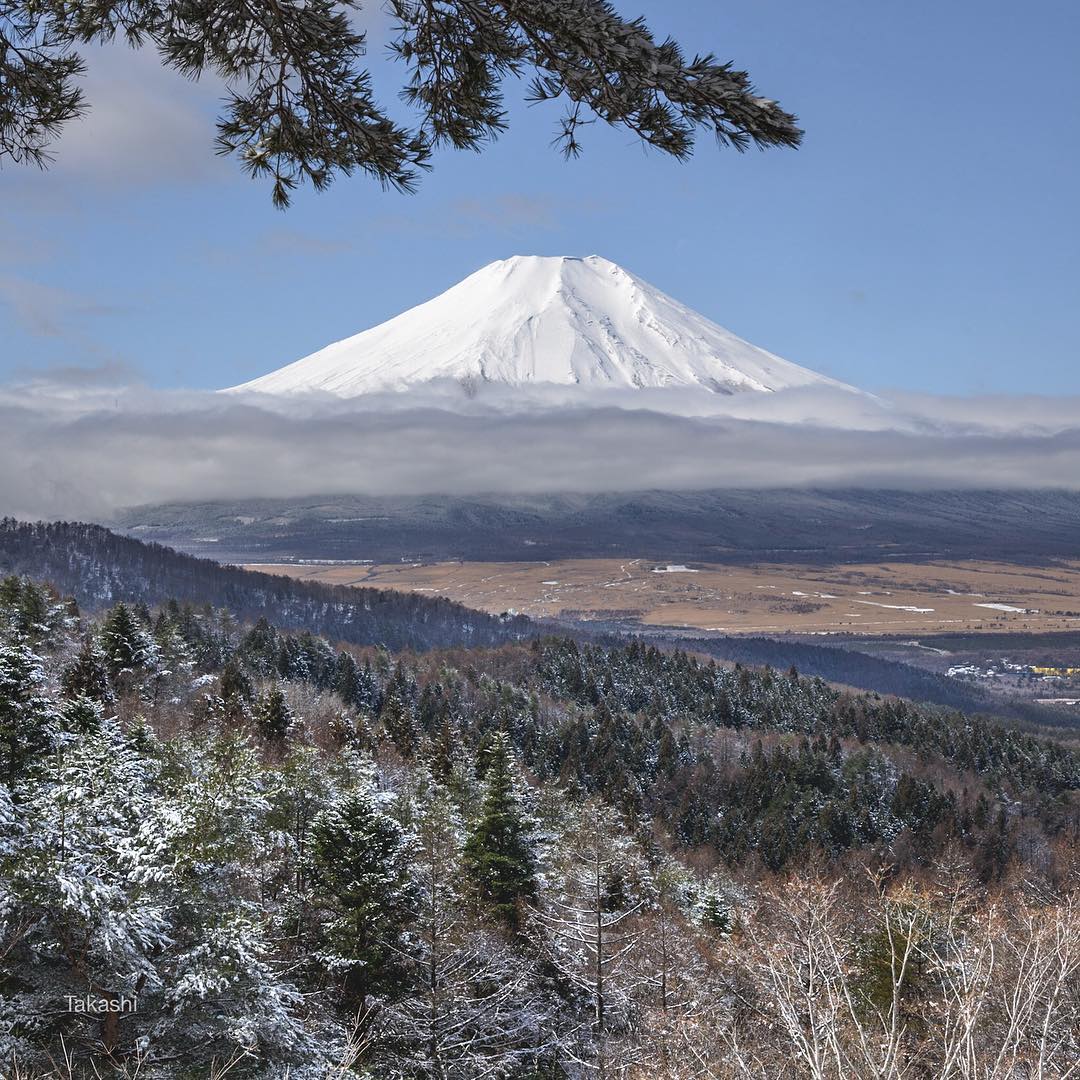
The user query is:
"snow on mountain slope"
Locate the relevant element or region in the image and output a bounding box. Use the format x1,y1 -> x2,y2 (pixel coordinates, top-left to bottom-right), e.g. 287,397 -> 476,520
226,255 -> 854,397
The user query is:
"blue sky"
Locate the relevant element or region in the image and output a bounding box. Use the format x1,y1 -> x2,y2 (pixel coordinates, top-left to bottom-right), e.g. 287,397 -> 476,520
1,0 -> 1076,395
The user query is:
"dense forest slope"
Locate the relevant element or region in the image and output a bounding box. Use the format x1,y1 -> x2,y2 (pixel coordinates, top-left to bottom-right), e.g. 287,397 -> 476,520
678,632 -> 1073,729
2,519 -> 1067,727
0,519 -> 530,651
116,488 -> 1080,563
1,572 -> 1077,1077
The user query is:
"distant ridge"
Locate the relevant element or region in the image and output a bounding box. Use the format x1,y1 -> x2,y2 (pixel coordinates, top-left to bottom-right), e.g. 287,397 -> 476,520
114,489 -> 1080,566
226,255 -> 854,397
0,519 -> 530,651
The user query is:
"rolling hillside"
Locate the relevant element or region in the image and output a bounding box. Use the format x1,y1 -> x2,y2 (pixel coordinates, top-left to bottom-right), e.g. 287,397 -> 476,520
0,519 -> 530,652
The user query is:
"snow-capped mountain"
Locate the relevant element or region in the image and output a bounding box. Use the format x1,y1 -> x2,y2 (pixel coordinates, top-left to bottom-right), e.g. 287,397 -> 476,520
226,255 -> 852,397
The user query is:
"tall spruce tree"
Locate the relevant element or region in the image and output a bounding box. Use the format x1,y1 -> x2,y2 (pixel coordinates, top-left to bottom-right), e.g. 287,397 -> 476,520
4,707 -> 172,1064
381,680 -> 419,758
255,684 -> 295,740
61,633 -> 114,704
99,602 -> 158,689
463,733 -> 536,929
390,779 -> 543,1076
0,635 -> 55,787
309,765 -> 417,1008
332,650 -> 360,707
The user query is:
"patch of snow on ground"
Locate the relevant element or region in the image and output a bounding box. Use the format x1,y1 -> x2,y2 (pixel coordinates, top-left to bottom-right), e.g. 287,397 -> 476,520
855,600 -> 935,613
974,602 -> 1033,613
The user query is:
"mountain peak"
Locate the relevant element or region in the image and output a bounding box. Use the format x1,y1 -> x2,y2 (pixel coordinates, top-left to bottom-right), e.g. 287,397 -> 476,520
226,256 -> 853,398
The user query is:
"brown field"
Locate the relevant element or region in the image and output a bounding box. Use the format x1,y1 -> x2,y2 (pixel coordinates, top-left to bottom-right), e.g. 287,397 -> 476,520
245,557 -> 1080,636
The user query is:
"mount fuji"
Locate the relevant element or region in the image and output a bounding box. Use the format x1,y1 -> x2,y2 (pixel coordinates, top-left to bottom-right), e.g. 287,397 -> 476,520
226,255 -> 854,397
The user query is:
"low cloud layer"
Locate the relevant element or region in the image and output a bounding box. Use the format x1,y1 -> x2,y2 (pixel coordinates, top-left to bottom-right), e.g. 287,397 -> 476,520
3,377 -> 1080,522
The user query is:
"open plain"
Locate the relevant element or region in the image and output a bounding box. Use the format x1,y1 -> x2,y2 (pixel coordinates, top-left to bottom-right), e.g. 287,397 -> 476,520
245,557 -> 1080,636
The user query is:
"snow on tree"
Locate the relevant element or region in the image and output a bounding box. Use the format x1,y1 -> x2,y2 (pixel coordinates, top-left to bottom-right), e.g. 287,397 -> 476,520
0,704 -> 171,1065
152,729 -> 324,1072
387,776 -> 549,1077
99,601 -> 161,695
61,632 -> 115,705
256,684 -> 296,740
0,633 -> 57,787
309,757 -> 417,1011
0,567 -> 1078,1076
534,798 -> 646,1072
463,732 -> 537,930
264,743 -> 337,926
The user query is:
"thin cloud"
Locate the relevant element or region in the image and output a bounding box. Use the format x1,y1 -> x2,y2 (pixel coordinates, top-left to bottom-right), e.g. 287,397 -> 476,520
1,43 -> 227,194
449,194 -> 560,231
374,193 -> 580,239
0,276 -> 127,339
0,228 -> 57,266
201,228 -> 358,266
7,360 -> 144,390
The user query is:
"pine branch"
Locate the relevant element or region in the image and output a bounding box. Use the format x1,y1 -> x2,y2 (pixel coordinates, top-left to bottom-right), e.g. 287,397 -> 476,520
0,0 -> 800,204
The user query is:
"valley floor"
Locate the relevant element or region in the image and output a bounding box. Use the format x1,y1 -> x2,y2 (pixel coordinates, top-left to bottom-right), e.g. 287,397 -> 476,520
246,556 -> 1080,637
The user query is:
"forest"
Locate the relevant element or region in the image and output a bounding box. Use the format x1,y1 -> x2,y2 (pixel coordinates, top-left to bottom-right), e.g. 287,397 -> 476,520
3,518 -> 1066,726
1,571 -> 1078,1078
668,633 -> 1001,716
0,520 -> 530,652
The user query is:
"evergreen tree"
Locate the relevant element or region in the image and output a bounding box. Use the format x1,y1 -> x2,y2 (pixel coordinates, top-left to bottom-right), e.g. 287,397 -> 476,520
463,733 -> 537,929
309,765 -> 417,1008
60,694 -> 103,736
155,729 -> 319,1070
2,708 -> 172,1065
99,602 -> 158,689
0,635 -> 55,786
239,616 -> 279,676
852,899 -> 932,1033
151,616 -> 197,692
697,886 -> 732,936
332,649 -> 359,706
381,682 -> 419,758
0,574 -> 20,608
256,684 -> 295,740
60,633 -> 114,704
219,657 -> 255,705
430,715 -> 460,783
354,657 -> 383,713
267,745 -> 336,904
0,577 -> 54,641
390,780 -> 542,1077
